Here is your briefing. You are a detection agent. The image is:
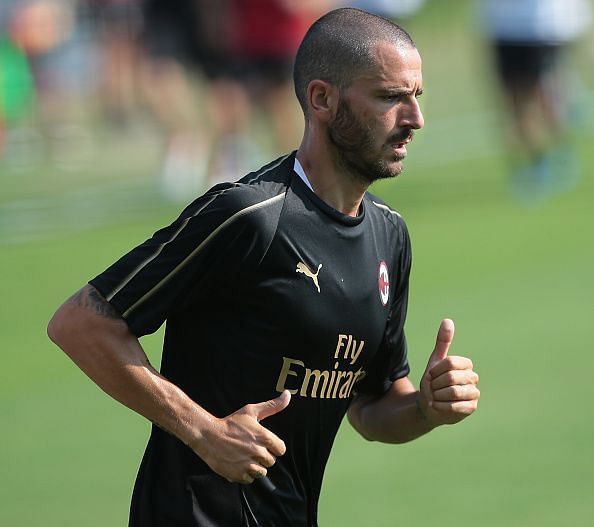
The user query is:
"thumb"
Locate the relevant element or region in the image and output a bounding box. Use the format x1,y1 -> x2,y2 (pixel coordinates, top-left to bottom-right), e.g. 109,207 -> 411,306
428,319 -> 455,368
252,390 -> 291,421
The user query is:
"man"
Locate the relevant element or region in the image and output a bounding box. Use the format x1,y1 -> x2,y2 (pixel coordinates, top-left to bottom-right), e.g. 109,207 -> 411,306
48,8 -> 480,526
478,0 -> 591,198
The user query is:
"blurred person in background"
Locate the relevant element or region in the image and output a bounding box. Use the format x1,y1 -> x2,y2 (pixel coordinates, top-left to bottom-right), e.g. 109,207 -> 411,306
206,0 -> 331,184
142,0 -> 330,201
139,0 -> 232,200
83,0 -> 144,127
6,0 -> 99,171
0,3 -> 35,158
479,0 -> 592,201
139,0 -> 333,198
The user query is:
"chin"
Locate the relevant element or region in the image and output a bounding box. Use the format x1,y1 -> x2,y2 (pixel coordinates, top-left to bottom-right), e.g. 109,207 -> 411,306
379,159 -> 405,179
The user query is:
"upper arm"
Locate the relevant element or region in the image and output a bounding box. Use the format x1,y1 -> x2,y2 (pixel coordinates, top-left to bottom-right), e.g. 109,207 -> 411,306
88,185 -> 281,337
48,284 -> 131,350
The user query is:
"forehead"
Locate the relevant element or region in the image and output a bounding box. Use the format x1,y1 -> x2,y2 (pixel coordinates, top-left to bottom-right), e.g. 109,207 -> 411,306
355,41 -> 423,89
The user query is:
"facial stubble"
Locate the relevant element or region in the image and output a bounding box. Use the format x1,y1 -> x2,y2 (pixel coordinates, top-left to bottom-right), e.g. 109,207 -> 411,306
328,97 -> 409,184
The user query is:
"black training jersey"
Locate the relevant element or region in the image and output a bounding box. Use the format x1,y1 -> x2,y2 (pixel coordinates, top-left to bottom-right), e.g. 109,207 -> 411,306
90,152 -> 412,527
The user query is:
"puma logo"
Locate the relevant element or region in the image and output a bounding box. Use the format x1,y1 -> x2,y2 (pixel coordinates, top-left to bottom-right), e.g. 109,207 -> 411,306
296,262 -> 322,293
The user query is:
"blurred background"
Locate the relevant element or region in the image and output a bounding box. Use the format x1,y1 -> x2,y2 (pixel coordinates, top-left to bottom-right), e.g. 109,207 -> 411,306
2,1 -> 594,525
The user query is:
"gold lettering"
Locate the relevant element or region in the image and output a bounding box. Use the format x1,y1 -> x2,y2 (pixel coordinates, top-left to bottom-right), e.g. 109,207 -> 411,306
301,369 -> 329,398
339,371 -> 354,398
344,335 -> 353,359
347,368 -> 366,397
276,357 -> 304,394
332,371 -> 346,398
276,355 -> 368,399
350,340 -> 365,364
327,369 -> 337,398
334,334 -> 348,359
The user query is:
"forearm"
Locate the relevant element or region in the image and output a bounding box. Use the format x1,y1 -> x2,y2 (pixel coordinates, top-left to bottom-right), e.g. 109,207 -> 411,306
47,288 -> 214,449
348,380 -> 436,444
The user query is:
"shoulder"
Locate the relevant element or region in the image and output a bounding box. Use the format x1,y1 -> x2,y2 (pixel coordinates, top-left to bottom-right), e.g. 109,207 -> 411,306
365,192 -> 409,238
180,153 -> 294,224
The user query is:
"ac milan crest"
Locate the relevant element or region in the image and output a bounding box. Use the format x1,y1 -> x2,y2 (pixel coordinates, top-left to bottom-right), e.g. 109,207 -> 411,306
378,260 -> 390,306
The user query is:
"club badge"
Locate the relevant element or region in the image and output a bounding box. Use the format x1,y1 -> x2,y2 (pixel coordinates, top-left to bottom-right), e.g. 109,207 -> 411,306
378,260 -> 390,306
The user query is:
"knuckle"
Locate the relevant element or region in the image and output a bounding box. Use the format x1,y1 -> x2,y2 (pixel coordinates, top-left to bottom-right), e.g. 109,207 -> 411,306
443,357 -> 455,368
262,434 -> 275,449
255,450 -> 275,468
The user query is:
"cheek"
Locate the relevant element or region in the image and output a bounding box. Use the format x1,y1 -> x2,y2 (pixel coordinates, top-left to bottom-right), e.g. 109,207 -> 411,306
372,116 -> 394,142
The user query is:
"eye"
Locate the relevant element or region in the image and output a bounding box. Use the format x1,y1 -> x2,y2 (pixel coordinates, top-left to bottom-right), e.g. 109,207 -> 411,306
381,94 -> 400,103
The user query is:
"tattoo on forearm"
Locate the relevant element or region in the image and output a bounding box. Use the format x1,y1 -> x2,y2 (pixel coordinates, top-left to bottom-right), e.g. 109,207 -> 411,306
70,286 -> 121,320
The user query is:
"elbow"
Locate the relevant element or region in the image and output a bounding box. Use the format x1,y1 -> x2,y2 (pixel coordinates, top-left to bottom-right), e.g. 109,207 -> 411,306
47,303 -> 85,364
47,307 -> 65,346
347,405 -> 376,442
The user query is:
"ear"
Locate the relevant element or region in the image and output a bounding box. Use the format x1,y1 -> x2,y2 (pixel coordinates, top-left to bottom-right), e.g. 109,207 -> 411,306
307,80 -> 339,123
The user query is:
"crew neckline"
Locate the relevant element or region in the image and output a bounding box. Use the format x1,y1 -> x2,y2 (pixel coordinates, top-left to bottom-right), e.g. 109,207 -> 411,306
292,156 -> 365,226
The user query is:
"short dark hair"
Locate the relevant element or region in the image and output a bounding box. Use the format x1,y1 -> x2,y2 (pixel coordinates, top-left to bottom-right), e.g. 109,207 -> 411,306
293,8 -> 416,116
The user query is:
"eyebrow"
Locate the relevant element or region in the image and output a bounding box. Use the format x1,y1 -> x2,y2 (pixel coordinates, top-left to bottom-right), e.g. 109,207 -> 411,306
379,87 -> 423,96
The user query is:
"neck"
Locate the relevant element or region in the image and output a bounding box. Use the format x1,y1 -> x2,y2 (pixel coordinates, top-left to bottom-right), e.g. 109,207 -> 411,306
296,125 -> 368,217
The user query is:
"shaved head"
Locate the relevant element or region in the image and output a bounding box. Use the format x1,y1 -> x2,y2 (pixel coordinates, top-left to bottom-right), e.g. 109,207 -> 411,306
293,8 -> 416,116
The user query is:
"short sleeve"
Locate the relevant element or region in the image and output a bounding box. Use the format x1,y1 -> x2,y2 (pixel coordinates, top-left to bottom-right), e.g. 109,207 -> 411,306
89,184 -> 284,337
355,219 -> 412,395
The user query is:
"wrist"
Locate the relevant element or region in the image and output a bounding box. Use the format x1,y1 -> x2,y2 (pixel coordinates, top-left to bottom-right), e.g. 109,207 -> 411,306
415,394 -> 428,421
415,393 -> 438,430
179,404 -> 217,453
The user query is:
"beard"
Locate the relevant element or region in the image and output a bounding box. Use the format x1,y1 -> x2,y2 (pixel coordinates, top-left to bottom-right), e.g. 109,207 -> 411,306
328,97 -> 412,184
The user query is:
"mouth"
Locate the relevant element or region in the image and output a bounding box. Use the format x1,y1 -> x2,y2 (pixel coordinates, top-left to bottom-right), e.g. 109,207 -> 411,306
389,131 -> 413,156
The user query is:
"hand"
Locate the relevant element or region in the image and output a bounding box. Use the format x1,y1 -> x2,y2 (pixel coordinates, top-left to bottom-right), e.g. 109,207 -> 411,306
419,319 -> 480,427
194,391 -> 291,484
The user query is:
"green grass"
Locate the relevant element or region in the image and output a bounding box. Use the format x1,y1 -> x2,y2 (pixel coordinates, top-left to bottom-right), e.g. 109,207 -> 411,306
2,1 -> 594,525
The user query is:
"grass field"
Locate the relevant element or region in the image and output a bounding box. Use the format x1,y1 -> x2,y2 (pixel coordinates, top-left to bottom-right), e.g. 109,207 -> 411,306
2,2 -> 594,525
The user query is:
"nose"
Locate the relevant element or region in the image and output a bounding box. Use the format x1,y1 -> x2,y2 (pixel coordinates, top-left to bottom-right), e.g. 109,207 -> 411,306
400,98 -> 424,130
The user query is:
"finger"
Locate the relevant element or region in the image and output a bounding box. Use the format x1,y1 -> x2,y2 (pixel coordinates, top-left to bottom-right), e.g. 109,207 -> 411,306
247,464 -> 267,480
430,370 -> 479,390
431,400 -> 478,415
433,385 -> 480,402
262,431 -> 286,457
254,447 -> 276,468
251,390 -> 291,421
429,355 -> 474,379
242,473 -> 255,484
427,319 -> 455,368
